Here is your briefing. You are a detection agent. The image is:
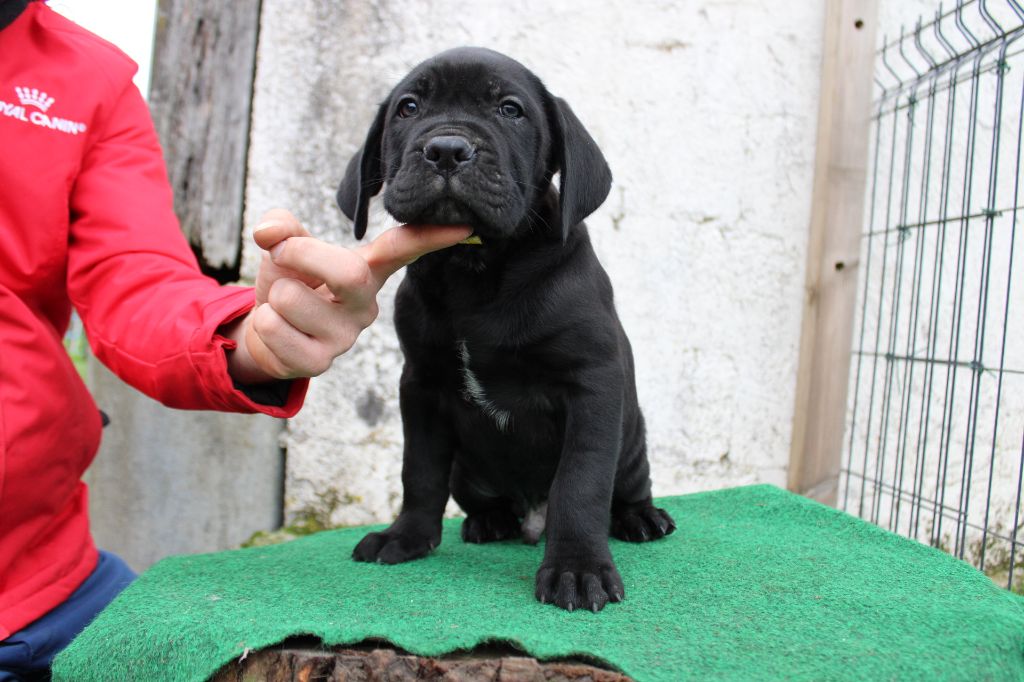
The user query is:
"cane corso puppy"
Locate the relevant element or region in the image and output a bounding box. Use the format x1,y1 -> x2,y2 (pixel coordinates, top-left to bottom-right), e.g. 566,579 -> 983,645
337,47 -> 674,612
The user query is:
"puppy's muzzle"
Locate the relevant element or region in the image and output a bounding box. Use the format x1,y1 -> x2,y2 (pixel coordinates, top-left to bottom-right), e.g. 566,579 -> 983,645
423,135 -> 476,177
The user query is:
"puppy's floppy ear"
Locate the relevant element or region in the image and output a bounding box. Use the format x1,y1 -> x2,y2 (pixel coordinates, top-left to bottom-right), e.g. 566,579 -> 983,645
337,102 -> 388,240
549,96 -> 612,242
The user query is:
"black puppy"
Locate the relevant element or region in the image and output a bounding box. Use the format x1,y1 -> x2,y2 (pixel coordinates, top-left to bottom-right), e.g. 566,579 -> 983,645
337,47 -> 674,613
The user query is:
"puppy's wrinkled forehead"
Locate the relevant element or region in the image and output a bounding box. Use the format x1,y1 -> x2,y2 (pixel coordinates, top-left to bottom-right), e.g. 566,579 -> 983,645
397,47 -> 544,106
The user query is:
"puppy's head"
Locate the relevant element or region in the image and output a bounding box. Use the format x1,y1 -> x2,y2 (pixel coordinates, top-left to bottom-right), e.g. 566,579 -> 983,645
337,47 -> 611,245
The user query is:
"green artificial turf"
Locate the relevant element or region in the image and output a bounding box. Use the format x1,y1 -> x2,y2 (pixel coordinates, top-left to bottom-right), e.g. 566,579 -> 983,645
53,485 -> 1024,681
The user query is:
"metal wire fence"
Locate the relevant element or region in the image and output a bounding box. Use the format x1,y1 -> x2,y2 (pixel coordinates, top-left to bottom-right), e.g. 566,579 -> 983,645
840,0 -> 1024,593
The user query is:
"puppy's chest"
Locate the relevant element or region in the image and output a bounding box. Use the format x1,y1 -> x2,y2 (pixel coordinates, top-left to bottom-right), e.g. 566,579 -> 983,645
454,339 -> 558,432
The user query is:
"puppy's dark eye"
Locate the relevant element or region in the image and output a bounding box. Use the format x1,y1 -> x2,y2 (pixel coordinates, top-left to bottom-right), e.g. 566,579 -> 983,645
498,99 -> 524,119
397,97 -> 419,118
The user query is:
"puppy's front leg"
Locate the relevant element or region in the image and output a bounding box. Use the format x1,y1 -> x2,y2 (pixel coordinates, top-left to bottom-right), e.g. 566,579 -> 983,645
352,367 -> 453,564
535,365 -> 625,612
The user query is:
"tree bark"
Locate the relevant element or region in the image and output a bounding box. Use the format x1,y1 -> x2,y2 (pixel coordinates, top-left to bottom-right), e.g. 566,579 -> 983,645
211,645 -> 633,682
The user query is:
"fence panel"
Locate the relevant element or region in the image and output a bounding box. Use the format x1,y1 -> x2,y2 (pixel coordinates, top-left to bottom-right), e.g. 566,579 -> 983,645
841,0 -> 1024,593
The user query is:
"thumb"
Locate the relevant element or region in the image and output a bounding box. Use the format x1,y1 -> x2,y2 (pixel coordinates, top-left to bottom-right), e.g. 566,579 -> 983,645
253,209 -> 322,305
253,208 -> 311,249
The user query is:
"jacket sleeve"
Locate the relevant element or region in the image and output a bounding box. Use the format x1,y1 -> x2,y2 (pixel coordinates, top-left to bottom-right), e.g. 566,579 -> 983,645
66,78 -> 307,416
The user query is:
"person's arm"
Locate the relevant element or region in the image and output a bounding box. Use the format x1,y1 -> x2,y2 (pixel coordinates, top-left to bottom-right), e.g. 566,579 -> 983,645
67,79 -> 471,412
224,209 -> 472,384
65,78 -> 304,415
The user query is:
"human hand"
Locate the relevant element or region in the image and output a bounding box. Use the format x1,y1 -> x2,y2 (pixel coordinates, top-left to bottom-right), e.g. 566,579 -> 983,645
225,208 -> 471,383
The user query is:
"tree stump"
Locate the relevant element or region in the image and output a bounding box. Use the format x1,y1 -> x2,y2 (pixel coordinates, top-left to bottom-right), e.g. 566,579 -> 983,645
210,641 -> 633,681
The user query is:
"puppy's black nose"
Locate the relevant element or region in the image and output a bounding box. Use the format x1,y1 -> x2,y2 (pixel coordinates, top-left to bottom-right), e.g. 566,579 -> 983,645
423,135 -> 475,174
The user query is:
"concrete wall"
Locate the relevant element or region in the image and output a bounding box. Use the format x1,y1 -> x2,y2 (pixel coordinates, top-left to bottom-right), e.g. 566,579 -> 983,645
84,366 -> 283,571
73,0 -> 1022,578
242,0 -> 827,526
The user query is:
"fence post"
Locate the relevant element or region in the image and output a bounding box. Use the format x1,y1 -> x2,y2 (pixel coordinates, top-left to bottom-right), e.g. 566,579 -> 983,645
788,0 -> 878,505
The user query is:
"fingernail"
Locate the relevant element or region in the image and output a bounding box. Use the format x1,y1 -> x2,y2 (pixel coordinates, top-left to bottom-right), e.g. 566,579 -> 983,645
269,241 -> 285,261
254,221 -> 276,234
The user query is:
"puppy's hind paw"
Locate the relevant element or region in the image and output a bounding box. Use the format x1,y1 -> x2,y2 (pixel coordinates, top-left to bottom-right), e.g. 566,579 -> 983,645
461,509 -> 521,544
352,528 -> 436,564
611,502 -> 676,543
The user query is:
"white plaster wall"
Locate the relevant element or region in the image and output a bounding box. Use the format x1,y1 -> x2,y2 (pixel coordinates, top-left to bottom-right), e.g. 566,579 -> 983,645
242,0 -> 827,525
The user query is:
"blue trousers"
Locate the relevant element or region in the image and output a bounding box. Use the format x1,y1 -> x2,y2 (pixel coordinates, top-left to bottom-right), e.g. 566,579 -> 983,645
0,551 -> 136,681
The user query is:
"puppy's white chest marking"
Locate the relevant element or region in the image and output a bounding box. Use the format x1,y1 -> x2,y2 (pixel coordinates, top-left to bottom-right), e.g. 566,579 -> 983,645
457,340 -> 512,432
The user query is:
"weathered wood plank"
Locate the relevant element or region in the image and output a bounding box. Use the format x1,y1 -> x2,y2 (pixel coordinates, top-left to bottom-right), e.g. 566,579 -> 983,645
788,0 -> 878,505
149,0 -> 261,280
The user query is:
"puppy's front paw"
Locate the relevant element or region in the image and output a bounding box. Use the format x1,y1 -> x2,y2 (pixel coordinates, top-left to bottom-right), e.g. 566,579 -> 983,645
461,509 -> 520,543
534,558 -> 624,612
352,528 -> 437,564
611,502 -> 676,542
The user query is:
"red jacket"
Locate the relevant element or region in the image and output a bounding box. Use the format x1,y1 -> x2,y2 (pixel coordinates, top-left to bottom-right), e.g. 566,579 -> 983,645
0,2 -> 307,638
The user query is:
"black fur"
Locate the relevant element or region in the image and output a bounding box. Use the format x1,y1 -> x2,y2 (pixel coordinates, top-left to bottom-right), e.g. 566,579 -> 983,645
338,47 -> 674,612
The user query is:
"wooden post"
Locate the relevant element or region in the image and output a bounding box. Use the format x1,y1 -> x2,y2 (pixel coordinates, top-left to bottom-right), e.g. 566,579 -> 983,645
85,0 -> 284,571
148,0 -> 262,280
788,0 -> 878,505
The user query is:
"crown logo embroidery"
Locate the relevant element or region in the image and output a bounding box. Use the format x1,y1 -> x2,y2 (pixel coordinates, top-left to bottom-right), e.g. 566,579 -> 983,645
15,86 -> 55,112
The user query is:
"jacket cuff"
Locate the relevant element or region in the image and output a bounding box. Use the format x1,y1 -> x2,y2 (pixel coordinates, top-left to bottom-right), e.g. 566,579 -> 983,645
188,286 -> 308,418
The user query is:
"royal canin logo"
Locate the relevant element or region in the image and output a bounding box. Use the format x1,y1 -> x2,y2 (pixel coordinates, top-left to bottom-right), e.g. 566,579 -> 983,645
0,85 -> 87,135
15,86 -> 55,112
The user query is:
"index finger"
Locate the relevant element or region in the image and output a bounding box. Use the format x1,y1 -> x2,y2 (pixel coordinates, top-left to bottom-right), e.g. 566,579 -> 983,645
355,224 -> 473,283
